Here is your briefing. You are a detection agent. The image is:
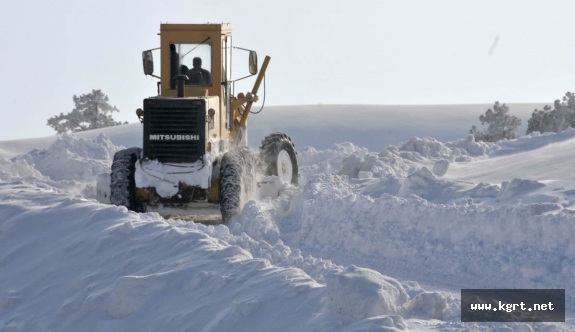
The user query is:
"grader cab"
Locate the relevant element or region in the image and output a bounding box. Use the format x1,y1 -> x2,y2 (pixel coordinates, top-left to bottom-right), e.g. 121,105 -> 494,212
97,23 -> 298,223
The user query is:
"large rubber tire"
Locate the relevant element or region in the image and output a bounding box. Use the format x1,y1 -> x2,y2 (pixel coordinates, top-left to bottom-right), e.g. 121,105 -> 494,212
110,147 -> 146,213
259,133 -> 299,185
219,147 -> 256,223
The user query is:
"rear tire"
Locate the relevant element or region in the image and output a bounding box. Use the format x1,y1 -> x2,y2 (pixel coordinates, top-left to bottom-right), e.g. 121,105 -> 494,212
219,147 -> 256,223
110,147 -> 146,213
259,133 -> 299,185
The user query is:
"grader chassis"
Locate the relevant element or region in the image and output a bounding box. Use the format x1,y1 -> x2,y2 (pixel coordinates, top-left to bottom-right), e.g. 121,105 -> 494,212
99,23 -> 299,223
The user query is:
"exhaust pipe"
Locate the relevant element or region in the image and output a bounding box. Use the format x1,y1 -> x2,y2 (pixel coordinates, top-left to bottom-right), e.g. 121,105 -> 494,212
174,74 -> 188,97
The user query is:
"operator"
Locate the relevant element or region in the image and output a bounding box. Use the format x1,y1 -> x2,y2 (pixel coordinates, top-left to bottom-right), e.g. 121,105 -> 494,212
180,65 -> 190,84
187,57 -> 212,86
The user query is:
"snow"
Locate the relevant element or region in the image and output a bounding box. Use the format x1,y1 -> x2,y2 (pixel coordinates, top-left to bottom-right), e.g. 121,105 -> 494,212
12,133 -> 119,182
325,265 -> 409,320
1,104 -> 574,331
135,154 -> 212,197
432,159 -> 450,177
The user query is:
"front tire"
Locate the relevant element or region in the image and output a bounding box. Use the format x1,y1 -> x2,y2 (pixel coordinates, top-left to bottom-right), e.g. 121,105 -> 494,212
219,147 -> 256,223
110,147 -> 146,212
259,133 -> 299,185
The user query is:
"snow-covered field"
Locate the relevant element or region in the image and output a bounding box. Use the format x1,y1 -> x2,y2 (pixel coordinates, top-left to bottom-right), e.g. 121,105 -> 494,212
1,104 -> 574,331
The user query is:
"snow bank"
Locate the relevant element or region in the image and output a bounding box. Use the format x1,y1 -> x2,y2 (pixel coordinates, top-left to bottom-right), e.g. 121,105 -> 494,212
492,127 -> 575,156
0,157 -> 45,182
299,142 -> 368,181
398,135 -> 490,162
301,136 -> 489,195
12,133 -> 119,181
0,182 -> 332,331
265,173 -> 575,308
398,136 -> 453,159
0,181 -> 457,331
445,134 -> 491,157
0,133 -> 119,197
298,134 -> 574,208
233,131 -> 575,328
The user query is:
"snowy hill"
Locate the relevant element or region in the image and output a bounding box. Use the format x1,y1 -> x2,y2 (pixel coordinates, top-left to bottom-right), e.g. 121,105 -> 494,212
1,104 -> 574,331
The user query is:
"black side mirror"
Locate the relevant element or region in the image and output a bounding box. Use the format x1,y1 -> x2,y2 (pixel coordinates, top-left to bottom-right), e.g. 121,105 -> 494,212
143,51 -> 154,76
249,51 -> 258,75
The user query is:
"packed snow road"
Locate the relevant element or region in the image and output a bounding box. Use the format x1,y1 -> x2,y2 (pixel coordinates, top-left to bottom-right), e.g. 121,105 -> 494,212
1,124 -> 575,330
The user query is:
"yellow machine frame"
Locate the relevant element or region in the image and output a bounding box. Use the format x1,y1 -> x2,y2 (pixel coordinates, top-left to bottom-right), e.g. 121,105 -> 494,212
139,23 -> 270,203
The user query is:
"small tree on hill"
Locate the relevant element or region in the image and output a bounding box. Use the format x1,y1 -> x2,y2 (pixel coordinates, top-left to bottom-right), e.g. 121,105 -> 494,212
47,89 -> 126,134
469,125 -> 487,142
526,92 -> 575,134
470,101 -> 522,142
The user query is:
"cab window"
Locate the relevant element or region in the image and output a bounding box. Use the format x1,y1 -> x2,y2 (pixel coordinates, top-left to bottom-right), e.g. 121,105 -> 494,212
171,43 -> 212,86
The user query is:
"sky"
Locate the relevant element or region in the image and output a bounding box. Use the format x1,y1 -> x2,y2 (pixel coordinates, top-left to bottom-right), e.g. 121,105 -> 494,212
1,0 -> 575,140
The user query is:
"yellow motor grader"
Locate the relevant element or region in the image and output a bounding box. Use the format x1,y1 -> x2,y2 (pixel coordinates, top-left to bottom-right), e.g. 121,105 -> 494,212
97,23 -> 298,223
